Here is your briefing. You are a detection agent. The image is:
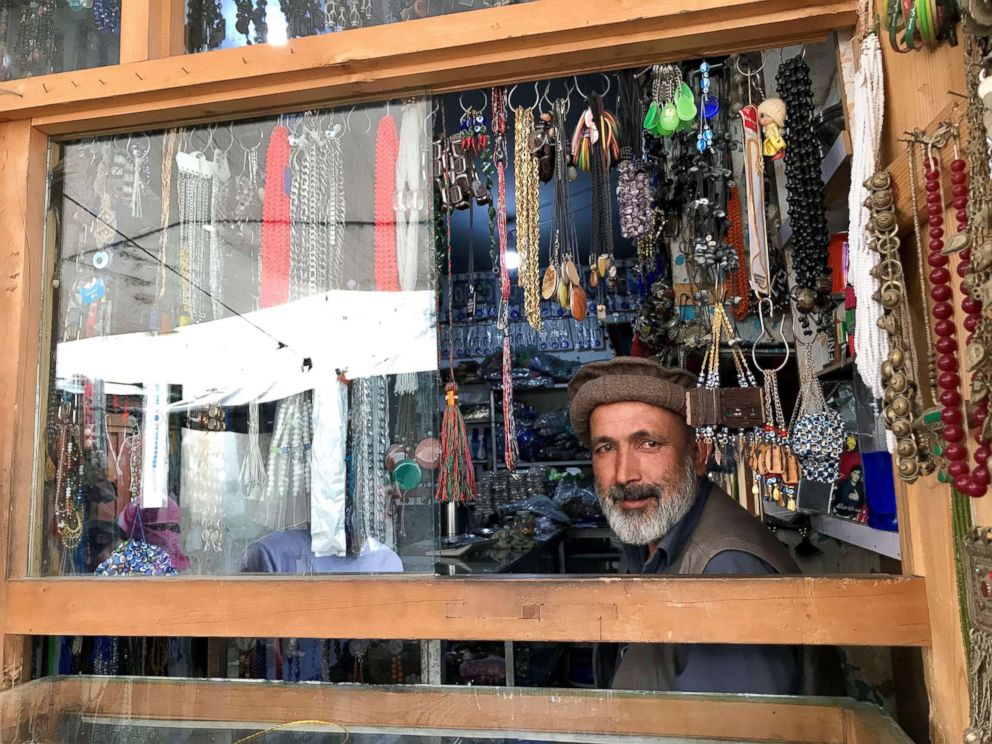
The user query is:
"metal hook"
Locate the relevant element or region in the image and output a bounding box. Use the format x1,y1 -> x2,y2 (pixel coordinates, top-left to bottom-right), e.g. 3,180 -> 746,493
574,75 -> 589,100
458,89 -> 488,115
752,298 -> 790,373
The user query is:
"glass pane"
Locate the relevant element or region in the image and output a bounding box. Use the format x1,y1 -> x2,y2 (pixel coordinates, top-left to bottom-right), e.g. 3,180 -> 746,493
185,0 -> 530,52
41,98 -> 439,576
2,676 -> 915,743
0,0 -> 119,80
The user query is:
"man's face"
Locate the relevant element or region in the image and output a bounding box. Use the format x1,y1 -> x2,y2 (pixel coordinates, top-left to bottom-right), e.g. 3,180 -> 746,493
590,401 -> 706,546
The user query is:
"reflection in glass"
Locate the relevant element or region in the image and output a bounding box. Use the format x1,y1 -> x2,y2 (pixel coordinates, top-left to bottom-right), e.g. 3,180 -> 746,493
185,0 -> 527,53
0,0 -> 119,80
43,100 -> 438,577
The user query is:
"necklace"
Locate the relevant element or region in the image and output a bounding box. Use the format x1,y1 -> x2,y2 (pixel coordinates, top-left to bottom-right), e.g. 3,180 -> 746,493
208,146 -> 232,320
54,401 -> 84,553
235,0 -> 267,43
847,31 -> 889,401
865,170 -> 934,482
923,134 -> 989,495
352,376 -> 390,545
260,125 -> 292,309
176,144 -> 215,324
514,105 -> 542,331
906,137 -> 939,402
374,114 -> 401,291
396,100 -> 427,292
493,87 -> 518,470
777,56 -> 830,320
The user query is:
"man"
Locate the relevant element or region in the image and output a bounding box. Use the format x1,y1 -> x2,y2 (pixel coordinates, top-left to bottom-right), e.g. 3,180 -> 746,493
568,356 -> 834,695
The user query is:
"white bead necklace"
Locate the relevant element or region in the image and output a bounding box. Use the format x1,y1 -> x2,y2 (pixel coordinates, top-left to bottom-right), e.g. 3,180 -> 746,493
847,32 -> 889,402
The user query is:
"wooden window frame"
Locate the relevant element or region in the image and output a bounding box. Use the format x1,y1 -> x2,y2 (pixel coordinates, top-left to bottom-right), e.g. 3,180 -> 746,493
1,677 -> 913,743
2,0 -> 936,698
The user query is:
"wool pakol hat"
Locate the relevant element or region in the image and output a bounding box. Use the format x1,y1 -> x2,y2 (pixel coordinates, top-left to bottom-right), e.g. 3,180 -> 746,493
567,356 -> 696,445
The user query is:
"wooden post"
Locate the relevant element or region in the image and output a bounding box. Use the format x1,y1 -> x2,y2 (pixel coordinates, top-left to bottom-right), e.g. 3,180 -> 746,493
120,0 -> 184,64
0,120 -> 49,688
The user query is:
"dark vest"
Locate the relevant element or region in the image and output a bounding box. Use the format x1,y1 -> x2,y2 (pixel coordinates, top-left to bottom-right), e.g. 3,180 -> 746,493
611,487 -> 842,694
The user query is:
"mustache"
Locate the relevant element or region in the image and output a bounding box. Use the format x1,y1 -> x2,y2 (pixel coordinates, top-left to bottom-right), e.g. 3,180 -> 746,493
606,483 -> 663,503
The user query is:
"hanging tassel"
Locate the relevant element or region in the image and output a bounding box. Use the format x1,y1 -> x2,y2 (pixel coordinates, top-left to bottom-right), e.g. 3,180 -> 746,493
435,383 -> 475,503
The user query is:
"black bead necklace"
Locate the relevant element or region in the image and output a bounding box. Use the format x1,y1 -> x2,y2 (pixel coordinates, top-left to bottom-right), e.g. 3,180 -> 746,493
776,56 -> 830,316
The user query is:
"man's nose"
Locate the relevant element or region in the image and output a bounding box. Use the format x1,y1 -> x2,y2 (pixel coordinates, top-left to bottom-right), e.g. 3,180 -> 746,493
615,447 -> 641,484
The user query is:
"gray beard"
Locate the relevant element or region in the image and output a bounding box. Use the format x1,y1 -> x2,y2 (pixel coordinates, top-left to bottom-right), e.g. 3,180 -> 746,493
597,457 -> 698,546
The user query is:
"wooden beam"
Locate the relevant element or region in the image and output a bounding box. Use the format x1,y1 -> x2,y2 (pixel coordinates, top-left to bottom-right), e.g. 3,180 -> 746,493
7,677 -> 913,744
120,0 -> 185,64
0,0 -> 856,134
4,575 -> 929,646
0,120 -> 48,690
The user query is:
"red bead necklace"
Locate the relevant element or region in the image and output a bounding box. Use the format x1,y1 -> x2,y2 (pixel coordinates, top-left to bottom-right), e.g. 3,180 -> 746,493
925,149 -> 990,497
260,125 -> 292,309
374,114 -> 400,291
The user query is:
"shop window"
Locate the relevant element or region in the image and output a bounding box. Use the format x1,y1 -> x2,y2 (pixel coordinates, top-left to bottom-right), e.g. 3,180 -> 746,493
185,0 -> 532,53
41,98 -> 440,577
0,0 -> 119,81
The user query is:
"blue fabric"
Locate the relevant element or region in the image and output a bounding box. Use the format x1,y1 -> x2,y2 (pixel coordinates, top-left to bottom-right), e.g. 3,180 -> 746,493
617,481 -> 801,695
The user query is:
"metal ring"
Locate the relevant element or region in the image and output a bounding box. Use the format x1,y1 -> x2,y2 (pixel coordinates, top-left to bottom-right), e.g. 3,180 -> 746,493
734,54 -> 765,78
458,89 -> 488,114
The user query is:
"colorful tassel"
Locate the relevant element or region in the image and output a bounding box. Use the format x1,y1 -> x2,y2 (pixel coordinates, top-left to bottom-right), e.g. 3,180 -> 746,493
435,383 -> 476,502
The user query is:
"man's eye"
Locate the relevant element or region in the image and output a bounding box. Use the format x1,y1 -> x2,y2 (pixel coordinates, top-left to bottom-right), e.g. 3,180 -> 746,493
595,444 -> 614,454
641,440 -> 660,449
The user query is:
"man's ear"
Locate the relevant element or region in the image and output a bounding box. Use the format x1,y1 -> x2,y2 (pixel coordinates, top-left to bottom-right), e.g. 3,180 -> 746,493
694,438 -> 711,476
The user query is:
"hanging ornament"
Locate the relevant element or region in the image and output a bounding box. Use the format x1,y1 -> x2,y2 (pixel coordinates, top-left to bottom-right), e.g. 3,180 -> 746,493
514,105 -> 542,331
864,170 -> 935,483
757,98 -> 787,160
739,105 -> 771,298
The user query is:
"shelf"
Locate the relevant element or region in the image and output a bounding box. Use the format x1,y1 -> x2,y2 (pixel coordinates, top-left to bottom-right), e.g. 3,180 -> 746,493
810,513 -> 901,560
815,357 -> 853,378
498,459 -> 592,469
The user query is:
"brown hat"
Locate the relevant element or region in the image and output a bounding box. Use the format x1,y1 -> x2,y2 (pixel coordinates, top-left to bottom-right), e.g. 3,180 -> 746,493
567,356 -> 696,445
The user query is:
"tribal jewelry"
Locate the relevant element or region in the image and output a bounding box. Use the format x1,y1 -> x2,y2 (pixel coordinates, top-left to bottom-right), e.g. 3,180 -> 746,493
396,100 -> 427,292
493,86 -> 518,470
153,130 -> 179,331
726,187 -> 750,320
260,392 -> 313,529
351,376 -> 390,544
208,146 -> 233,320
283,0 -> 326,39
751,360 -> 801,510
847,30 -> 889,401
176,143 -> 215,324
865,170 -> 934,482
905,136 -> 938,402
54,400 -> 84,554
922,129 -> 989,496
374,113 -> 401,291
235,0 -> 267,43
260,125 -> 292,308
789,342 -> 844,483
16,0 -> 56,77
186,0 -> 225,53
777,56 -> 830,318
514,105 -> 542,331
